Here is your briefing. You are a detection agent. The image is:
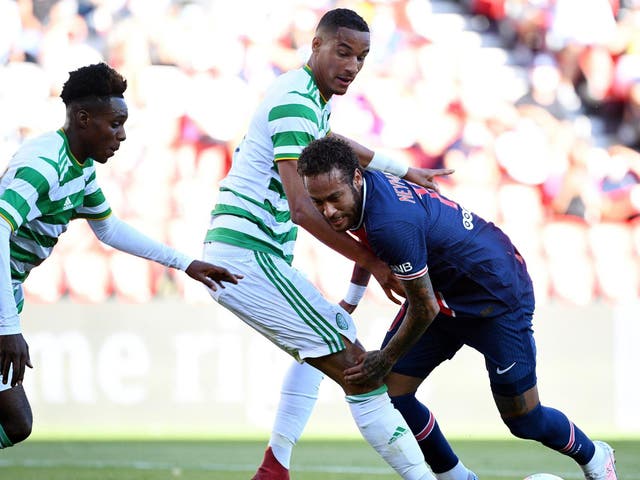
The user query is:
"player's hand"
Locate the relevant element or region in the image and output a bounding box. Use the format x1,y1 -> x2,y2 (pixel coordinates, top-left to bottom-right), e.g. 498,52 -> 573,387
185,260 -> 243,291
403,167 -> 454,192
367,260 -> 403,305
344,349 -> 393,386
0,333 -> 33,387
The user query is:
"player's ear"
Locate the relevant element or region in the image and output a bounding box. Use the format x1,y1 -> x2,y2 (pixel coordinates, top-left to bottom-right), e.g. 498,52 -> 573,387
74,108 -> 90,130
353,168 -> 363,190
311,35 -> 322,53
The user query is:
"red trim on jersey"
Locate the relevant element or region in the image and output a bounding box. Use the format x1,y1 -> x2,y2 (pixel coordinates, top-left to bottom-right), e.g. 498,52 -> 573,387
350,225 -> 371,249
436,291 -> 456,317
396,265 -> 428,280
388,302 -> 408,332
425,189 -> 459,209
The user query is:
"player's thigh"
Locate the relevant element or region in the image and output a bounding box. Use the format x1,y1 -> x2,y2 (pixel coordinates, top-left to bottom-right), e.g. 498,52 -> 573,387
382,304 -> 464,380
204,243 -> 357,361
457,309 -> 537,398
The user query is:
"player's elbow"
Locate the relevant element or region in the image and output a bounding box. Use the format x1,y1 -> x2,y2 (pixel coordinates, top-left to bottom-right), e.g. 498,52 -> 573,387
426,298 -> 440,321
289,203 -> 315,227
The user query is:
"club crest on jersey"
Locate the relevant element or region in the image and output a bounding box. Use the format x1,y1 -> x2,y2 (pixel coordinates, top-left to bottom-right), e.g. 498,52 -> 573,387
335,313 -> 349,330
391,262 -> 413,274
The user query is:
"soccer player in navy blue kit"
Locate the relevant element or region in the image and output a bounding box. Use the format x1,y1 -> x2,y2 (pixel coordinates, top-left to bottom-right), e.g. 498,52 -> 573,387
295,136 -> 618,480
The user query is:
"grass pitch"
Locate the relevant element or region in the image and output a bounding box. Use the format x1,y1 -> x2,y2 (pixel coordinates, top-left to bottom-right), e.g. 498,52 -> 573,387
0,438 -> 637,479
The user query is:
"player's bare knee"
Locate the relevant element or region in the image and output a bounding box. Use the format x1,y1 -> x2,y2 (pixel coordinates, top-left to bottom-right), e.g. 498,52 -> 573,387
343,380 -> 384,397
0,387 -> 33,446
1,412 -> 33,446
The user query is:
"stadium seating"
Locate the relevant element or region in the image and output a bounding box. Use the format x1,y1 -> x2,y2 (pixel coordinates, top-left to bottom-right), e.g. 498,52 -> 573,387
22,249 -> 66,304
497,183 -> 545,228
541,217 -> 596,305
451,184 -> 499,223
110,251 -> 158,303
63,249 -> 112,303
586,222 -> 637,302
166,216 -> 211,304
588,222 -> 634,262
593,255 -> 640,303
631,218 -> 640,258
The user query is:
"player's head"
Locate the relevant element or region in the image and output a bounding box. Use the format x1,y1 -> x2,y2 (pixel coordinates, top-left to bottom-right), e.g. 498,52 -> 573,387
308,8 -> 370,100
61,62 -> 128,164
298,136 -> 364,232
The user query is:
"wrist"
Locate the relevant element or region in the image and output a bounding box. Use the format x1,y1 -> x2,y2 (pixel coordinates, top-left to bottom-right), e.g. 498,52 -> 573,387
0,317 -> 21,335
343,282 -> 367,306
178,256 -> 195,271
367,152 -> 409,177
379,347 -> 397,369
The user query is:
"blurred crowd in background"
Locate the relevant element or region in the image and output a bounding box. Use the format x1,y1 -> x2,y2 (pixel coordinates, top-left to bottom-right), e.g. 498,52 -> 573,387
2,0 -> 640,307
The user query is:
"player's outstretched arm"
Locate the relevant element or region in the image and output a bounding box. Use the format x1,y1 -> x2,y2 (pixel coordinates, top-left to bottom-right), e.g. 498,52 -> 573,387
88,216 -> 242,289
402,167 -> 454,192
332,133 -> 454,191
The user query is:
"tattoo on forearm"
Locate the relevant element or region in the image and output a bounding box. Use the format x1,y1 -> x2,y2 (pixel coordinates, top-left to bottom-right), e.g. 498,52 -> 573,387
385,274 -> 437,361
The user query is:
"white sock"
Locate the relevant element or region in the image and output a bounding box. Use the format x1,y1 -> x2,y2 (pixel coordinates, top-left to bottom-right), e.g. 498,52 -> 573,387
268,361 -> 324,469
581,443 -> 603,474
347,387 -> 436,480
435,460 -> 471,480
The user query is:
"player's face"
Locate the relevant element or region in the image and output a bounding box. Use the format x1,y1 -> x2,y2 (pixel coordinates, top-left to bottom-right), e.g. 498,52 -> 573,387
305,167 -> 363,232
311,27 -> 370,99
82,97 -> 128,164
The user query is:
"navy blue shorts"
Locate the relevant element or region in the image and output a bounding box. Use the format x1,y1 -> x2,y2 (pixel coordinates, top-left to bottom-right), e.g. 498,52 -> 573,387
381,302 -> 537,396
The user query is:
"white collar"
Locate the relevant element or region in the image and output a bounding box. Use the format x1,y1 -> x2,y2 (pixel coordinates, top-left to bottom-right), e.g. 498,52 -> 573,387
349,175 -> 367,231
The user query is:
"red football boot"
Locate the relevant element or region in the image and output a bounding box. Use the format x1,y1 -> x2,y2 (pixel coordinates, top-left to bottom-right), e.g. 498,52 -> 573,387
251,446 -> 290,480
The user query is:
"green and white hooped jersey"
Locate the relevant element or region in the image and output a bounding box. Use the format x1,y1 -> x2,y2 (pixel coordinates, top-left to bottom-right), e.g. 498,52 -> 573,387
205,65 -> 331,265
0,129 -> 111,285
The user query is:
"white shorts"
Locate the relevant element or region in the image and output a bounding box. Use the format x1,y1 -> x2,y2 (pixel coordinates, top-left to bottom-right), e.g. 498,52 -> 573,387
203,242 -> 357,362
0,366 -> 13,392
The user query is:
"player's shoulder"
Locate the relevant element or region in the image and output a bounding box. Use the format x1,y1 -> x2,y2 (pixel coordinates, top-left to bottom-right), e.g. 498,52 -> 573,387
266,67 -> 320,107
265,68 -> 304,94
365,171 -> 414,201
364,172 -> 417,217
10,131 -> 63,168
18,130 -> 62,153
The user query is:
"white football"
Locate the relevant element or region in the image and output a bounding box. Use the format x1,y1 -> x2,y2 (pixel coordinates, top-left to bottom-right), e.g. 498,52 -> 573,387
523,475 -> 565,480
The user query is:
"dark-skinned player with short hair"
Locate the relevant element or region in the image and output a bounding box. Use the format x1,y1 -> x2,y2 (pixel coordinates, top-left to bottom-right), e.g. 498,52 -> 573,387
0,62 -> 242,448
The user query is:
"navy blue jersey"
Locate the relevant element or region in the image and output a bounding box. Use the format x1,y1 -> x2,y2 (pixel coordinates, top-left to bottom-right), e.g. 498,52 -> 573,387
352,171 -> 534,318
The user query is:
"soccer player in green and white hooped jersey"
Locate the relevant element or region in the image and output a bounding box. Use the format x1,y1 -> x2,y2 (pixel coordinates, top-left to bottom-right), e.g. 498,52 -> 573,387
203,9 -> 454,480
205,62 -> 331,266
0,62 -> 241,449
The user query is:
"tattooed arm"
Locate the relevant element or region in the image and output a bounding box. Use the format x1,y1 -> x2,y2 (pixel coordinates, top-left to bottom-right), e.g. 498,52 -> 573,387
343,273 -> 440,385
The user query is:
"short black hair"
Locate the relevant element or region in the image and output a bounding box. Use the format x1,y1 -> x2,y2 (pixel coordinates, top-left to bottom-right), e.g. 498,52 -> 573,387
316,8 -> 369,35
60,62 -> 127,106
298,136 -> 361,185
